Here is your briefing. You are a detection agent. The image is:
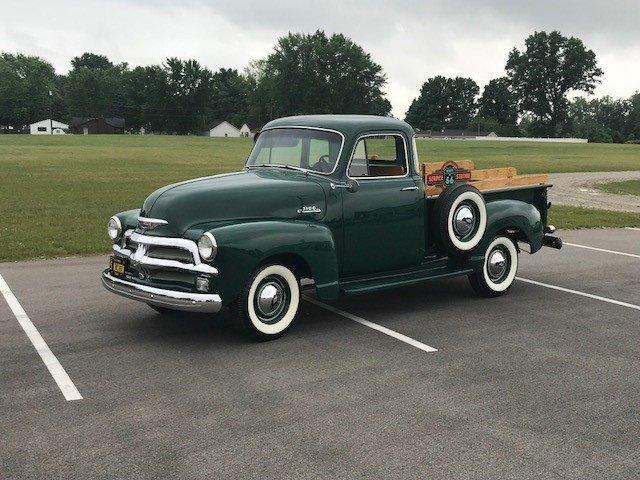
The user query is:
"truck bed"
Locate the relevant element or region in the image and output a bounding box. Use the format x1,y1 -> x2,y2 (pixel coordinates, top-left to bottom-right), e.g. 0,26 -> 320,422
422,161 -> 549,198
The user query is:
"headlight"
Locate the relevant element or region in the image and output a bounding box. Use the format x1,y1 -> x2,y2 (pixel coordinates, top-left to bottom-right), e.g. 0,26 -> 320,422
198,232 -> 217,261
107,216 -> 122,241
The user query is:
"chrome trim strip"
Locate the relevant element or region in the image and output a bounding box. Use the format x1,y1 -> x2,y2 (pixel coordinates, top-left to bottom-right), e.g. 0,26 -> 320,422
246,126 -> 346,176
137,216 -> 168,225
102,271 -> 222,313
113,233 -> 218,275
346,132 -> 410,180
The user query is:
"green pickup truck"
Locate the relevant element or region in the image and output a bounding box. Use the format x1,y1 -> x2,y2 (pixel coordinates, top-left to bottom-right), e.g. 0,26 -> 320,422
102,115 -> 562,340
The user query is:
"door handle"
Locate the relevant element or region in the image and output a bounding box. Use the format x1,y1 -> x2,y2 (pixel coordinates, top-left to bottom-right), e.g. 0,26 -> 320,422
401,186 -> 419,191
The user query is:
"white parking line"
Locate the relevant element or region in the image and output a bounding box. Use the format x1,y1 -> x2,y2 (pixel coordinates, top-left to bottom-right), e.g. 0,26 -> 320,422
626,227 -> 640,232
563,242 -> 640,259
0,273 -> 82,401
516,277 -> 640,312
303,295 -> 437,353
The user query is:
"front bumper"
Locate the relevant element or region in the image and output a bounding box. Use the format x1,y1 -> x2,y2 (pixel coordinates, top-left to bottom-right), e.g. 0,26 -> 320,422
102,270 -> 223,313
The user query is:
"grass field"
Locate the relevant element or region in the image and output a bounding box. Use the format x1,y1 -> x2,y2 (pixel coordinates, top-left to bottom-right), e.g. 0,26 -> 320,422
1,135 -> 639,262
595,179 -> 640,196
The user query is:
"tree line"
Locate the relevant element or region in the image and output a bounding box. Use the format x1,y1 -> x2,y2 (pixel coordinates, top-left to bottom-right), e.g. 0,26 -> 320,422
0,30 -> 637,142
406,31 -> 639,142
0,31 -> 390,135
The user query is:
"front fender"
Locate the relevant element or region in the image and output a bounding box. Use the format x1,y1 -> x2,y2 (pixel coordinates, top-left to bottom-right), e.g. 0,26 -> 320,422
484,199 -> 543,252
198,220 -> 339,304
114,209 -> 141,231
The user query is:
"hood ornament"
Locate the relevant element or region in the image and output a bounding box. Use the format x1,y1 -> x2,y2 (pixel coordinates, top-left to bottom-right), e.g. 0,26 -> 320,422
137,217 -> 168,230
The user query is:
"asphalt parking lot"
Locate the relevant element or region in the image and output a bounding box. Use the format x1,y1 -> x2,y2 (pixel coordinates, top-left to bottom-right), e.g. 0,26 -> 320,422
1,228 -> 639,479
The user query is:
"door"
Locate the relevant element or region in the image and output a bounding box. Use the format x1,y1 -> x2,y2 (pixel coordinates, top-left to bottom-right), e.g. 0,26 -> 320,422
341,133 -> 425,276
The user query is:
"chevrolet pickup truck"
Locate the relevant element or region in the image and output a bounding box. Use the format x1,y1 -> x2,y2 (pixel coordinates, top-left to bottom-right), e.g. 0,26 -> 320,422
102,115 -> 562,340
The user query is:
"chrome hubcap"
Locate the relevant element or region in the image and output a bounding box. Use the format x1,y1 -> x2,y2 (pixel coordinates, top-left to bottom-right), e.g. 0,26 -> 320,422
488,250 -> 507,280
453,205 -> 475,238
256,282 -> 285,317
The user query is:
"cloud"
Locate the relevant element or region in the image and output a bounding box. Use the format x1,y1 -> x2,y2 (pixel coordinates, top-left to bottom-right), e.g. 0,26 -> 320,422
1,0 -> 637,117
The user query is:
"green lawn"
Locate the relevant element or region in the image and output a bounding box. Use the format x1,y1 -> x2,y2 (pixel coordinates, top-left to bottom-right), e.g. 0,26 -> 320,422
1,135 -> 639,262
549,205 -> 640,230
595,179 -> 640,196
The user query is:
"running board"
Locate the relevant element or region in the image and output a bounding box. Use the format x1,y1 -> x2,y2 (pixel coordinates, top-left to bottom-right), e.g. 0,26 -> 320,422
340,264 -> 474,295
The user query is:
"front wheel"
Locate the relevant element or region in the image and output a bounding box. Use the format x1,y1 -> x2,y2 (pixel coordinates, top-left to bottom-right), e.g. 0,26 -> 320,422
235,264 -> 300,341
468,236 -> 518,297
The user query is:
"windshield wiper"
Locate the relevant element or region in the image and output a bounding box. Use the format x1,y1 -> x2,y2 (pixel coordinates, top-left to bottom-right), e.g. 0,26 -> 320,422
246,163 -> 327,177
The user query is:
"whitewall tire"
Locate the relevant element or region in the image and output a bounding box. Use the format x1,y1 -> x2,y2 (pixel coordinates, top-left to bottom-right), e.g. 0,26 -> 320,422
468,236 -> 518,297
433,183 -> 487,257
236,264 -> 300,340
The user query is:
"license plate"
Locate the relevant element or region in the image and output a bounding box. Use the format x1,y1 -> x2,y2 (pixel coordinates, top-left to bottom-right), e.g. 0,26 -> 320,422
109,256 -> 127,277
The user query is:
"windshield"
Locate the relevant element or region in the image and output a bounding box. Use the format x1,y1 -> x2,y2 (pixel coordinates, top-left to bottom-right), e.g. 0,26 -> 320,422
246,128 -> 343,174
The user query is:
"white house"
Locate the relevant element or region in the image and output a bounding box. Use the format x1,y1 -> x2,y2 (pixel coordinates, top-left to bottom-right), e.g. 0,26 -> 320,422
239,123 -> 251,137
206,121 -> 241,137
29,119 -> 69,135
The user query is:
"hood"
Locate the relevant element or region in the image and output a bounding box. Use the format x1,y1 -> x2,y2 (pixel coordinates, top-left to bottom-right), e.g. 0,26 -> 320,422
140,169 -> 327,235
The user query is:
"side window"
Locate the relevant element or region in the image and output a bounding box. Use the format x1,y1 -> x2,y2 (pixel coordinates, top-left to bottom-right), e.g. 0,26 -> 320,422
348,135 -> 407,178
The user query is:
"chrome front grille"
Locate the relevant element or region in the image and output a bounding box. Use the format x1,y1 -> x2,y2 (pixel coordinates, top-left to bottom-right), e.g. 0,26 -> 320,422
113,230 -> 218,275
146,245 -> 194,263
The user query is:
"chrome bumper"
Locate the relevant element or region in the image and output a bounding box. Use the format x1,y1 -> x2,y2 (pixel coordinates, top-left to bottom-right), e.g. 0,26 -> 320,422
102,271 -> 222,313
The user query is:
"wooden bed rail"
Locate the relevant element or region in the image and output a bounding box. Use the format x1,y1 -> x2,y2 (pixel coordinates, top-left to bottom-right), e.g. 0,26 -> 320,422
421,161 -> 549,197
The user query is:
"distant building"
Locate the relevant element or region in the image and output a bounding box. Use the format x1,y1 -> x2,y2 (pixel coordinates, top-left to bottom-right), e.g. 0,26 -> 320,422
239,123 -> 251,137
71,117 -> 125,134
414,129 -> 497,140
205,120 -> 241,137
29,119 -> 69,135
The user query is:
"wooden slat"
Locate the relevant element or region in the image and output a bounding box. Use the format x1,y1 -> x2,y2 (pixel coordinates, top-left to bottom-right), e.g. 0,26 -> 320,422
470,174 -> 549,191
470,167 -> 516,181
422,160 -> 475,175
425,173 -> 549,197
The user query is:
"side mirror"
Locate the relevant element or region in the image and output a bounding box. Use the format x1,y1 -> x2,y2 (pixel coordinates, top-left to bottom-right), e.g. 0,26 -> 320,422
346,178 -> 360,193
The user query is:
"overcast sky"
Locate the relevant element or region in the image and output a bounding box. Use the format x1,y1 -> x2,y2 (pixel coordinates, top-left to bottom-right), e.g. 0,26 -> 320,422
1,0 -> 638,117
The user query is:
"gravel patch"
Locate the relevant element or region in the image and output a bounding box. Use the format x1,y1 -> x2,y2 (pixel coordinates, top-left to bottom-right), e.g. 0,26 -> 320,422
549,171 -> 640,213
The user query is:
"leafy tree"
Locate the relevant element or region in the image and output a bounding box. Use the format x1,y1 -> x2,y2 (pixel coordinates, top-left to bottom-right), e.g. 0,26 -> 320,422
65,52 -> 128,118
163,58 -> 215,134
250,31 -> 391,125
210,68 -> 251,127
0,53 -> 58,129
625,92 -> 640,142
506,31 -> 603,136
71,53 -> 114,70
404,75 -> 478,130
124,65 -> 171,132
568,96 -> 634,143
477,77 -> 518,127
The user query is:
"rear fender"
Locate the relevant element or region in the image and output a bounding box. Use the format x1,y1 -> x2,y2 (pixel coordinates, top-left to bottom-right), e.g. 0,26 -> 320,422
483,199 -> 544,253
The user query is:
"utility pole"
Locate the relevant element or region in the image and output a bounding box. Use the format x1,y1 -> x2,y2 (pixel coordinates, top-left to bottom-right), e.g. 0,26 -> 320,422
49,90 -> 53,135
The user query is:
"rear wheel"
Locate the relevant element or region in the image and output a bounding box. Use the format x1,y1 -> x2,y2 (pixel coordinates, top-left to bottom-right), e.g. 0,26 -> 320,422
235,264 -> 300,341
468,236 -> 518,297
